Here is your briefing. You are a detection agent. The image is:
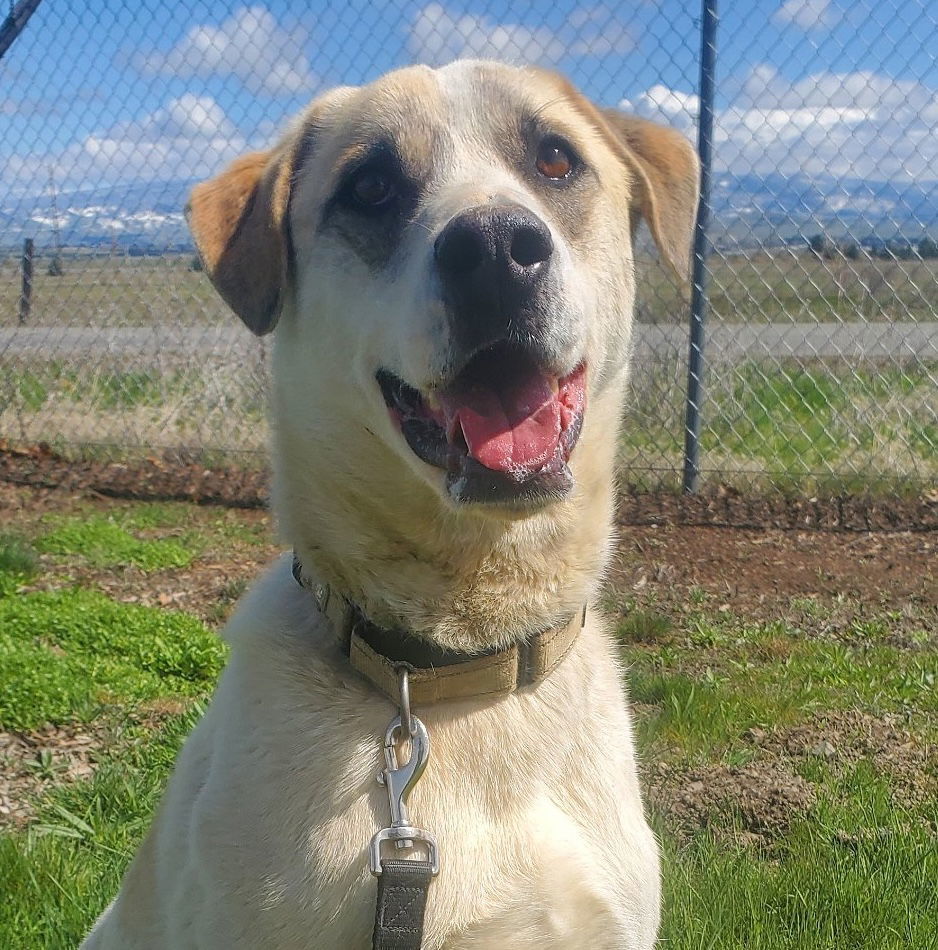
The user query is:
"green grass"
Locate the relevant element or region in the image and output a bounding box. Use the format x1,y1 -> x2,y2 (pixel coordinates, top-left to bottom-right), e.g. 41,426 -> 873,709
621,359 -> 937,493
0,708 -> 201,950
620,608 -> 937,756
35,514 -> 198,571
0,533 -> 39,579
616,596 -> 938,948
7,363 -> 200,414
0,587 -> 226,729
658,797 -> 938,949
0,498 -> 935,947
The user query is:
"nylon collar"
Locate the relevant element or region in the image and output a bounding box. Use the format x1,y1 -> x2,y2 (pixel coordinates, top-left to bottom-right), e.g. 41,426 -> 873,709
292,553 -> 585,705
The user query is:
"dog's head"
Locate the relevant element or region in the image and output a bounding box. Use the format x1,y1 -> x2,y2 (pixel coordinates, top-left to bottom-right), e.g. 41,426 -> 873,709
189,62 -> 697,517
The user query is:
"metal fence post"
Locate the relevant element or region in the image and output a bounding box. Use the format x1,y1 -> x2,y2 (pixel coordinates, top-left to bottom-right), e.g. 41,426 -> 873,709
681,0 -> 718,494
0,0 -> 44,63
18,237 -> 34,325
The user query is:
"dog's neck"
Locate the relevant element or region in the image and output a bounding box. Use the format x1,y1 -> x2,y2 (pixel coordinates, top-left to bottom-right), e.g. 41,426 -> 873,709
274,392 -> 621,653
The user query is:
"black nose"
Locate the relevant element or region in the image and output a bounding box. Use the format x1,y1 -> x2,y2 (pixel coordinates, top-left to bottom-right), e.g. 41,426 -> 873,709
434,205 -> 554,352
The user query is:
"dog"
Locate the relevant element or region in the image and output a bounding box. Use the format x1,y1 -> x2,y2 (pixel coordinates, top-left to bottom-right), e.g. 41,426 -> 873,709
82,60 -> 698,949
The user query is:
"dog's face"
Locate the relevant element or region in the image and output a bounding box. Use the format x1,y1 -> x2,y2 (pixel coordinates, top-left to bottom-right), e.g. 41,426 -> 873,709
189,62 -> 697,514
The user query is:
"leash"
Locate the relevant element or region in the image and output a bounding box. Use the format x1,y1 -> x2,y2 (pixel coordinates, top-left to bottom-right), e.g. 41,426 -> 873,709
292,553 -> 585,949
370,668 -> 438,950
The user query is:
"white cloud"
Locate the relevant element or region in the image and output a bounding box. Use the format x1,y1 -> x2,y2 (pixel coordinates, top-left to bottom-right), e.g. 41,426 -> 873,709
410,3 -> 565,65
139,6 -> 314,98
160,94 -> 238,140
620,66 -> 938,182
409,3 -> 637,65
620,85 -> 700,135
2,95 -> 251,194
773,0 -> 841,31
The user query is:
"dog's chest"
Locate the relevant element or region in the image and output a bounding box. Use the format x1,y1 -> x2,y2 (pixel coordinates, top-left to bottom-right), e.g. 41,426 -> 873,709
100,608 -> 658,949
190,750 -> 640,948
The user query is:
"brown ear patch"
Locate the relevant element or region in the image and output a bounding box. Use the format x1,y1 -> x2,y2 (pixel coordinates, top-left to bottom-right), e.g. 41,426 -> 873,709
597,109 -> 701,283
186,149 -> 293,335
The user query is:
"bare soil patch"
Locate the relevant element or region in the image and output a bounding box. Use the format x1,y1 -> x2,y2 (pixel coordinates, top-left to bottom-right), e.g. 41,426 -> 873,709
0,442 -> 269,508
3,442 -> 936,529
646,758 -> 816,843
612,522 -> 936,615
644,710 -> 937,843
766,711 -> 938,813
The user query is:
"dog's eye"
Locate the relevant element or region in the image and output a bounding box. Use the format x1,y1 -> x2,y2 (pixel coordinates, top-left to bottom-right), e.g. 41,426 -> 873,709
348,168 -> 397,209
535,140 -> 575,180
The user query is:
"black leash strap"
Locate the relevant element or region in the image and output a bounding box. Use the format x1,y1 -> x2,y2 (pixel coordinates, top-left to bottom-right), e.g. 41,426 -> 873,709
373,858 -> 435,950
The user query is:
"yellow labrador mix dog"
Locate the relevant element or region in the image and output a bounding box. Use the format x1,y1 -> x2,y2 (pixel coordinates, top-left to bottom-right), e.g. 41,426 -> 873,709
82,60 -> 698,949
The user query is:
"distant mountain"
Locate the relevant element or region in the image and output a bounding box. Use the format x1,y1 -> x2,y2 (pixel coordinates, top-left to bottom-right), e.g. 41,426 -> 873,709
1,174 -> 937,254
0,179 -> 196,252
708,174 -> 938,250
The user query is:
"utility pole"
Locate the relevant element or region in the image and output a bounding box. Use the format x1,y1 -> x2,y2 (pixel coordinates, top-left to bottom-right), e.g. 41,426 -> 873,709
48,165 -> 63,275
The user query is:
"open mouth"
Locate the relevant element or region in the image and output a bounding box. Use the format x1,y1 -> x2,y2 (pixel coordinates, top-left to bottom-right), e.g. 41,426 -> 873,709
377,344 -> 586,505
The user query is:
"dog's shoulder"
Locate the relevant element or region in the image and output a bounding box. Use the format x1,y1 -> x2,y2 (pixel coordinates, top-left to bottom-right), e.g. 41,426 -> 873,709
222,553 -> 323,649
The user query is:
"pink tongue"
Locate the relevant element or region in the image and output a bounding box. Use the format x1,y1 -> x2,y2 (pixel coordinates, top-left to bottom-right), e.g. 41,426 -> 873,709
438,370 -> 561,474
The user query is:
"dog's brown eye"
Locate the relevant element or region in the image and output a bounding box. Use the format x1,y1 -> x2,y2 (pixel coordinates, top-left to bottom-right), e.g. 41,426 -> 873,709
351,169 -> 396,208
536,141 -> 574,180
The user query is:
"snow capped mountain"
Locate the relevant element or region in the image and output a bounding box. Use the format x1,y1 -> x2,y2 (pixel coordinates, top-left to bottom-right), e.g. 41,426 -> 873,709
1,175 -> 936,254
709,174 -> 938,249
0,180 -> 197,251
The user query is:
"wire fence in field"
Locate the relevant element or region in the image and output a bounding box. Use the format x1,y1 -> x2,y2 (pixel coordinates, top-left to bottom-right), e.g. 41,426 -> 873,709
1,0 -> 936,495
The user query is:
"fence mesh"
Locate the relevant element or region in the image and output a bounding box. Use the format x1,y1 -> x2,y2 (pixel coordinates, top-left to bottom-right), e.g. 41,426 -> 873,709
1,0 -> 936,494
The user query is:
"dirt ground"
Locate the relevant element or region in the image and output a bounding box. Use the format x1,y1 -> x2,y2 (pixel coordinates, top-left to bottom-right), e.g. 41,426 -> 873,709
645,708 -> 937,845
3,474 -> 934,622
612,520 -> 936,613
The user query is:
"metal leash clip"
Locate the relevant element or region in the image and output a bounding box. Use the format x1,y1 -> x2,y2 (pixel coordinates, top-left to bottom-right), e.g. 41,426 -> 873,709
370,667 -> 440,876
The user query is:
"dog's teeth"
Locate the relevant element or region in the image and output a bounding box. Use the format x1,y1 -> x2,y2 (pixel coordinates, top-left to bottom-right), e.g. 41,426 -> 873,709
426,392 -> 441,411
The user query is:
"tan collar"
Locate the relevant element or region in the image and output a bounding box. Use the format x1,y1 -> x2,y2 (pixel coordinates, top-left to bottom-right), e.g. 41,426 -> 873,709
292,555 -> 584,706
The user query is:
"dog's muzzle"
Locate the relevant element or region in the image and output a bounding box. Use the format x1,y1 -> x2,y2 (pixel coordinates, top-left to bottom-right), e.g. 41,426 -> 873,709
435,203 -> 554,357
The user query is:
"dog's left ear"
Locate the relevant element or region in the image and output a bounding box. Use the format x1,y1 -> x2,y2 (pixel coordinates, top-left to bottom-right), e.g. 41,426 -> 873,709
186,148 -> 294,335
598,110 -> 700,285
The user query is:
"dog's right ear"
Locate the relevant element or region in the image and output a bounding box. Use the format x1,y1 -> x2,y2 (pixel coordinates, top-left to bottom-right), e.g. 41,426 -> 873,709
186,149 -> 293,335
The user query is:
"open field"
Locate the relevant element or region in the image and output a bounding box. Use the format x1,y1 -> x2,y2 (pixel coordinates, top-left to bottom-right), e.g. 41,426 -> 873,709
1,252 -> 936,492
3,251 -> 938,328
9,353 -> 933,495
0,483 -> 935,948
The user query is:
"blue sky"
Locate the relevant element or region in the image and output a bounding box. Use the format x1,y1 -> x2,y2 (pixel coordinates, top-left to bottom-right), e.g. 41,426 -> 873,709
1,0 -> 937,197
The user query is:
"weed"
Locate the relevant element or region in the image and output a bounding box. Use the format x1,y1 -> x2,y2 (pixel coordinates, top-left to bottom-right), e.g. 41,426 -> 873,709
0,533 -> 39,578
616,608 -> 673,643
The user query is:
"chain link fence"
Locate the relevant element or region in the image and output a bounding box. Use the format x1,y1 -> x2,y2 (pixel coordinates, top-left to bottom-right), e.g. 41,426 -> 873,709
1,0 -> 936,495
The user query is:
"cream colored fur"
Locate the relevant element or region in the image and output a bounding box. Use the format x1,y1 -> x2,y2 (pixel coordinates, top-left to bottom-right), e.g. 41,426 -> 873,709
82,60 -> 699,949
